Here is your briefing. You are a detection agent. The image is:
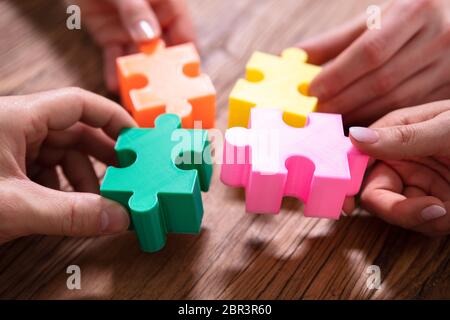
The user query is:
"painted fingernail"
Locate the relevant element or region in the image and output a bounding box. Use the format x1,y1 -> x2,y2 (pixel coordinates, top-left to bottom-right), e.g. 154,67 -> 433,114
101,203 -> 130,234
349,127 -> 379,144
421,205 -> 447,221
130,20 -> 157,42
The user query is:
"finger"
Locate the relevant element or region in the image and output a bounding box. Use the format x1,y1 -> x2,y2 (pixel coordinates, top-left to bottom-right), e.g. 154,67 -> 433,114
369,100 -> 450,128
61,150 -> 100,194
33,148 -> 100,192
309,1 -> 426,101
360,163 -> 447,229
344,61 -> 450,125
298,1 -> 393,65
413,200 -> 450,237
103,44 -> 124,93
28,87 -> 136,140
0,179 -> 130,239
421,83 -> 450,104
297,15 -> 366,65
83,13 -> 130,45
401,157 -> 450,188
385,159 -> 450,201
404,186 -> 427,198
110,0 -> 161,42
151,0 -> 196,44
150,0 -> 182,27
164,6 -> 196,45
45,120 -> 117,165
319,29 -> 441,115
342,196 -> 356,215
349,111 -> 450,160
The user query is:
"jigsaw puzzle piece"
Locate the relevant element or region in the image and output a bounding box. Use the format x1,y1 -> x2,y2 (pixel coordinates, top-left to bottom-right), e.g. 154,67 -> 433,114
117,40 -> 216,128
101,114 -> 212,252
221,108 -> 368,219
228,48 -> 321,128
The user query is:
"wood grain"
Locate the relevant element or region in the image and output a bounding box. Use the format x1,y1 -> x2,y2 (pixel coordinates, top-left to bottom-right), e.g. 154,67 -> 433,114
0,0 -> 449,299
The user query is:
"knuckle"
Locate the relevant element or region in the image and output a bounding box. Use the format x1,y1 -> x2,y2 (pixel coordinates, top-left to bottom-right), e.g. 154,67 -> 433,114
320,70 -> 343,96
60,201 -> 76,236
61,87 -> 87,109
439,25 -> 450,48
67,86 -> 84,95
414,0 -> 440,12
62,86 -> 86,99
28,107 -> 48,137
322,79 -> 336,97
362,37 -> 386,67
62,194 -> 103,236
392,125 -> 416,147
402,0 -> 431,14
387,108 -> 409,124
372,71 -> 395,95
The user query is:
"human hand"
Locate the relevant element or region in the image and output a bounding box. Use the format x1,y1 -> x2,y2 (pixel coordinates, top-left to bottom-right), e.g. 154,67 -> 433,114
345,100 -> 450,236
75,0 -> 196,92
298,0 -> 450,126
0,87 -> 137,244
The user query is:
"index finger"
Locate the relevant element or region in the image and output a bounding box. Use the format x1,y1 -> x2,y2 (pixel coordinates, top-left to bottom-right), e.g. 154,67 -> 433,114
28,87 -> 137,139
309,1 -> 425,101
110,0 -> 161,42
150,0 -> 196,45
369,100 -> 450,129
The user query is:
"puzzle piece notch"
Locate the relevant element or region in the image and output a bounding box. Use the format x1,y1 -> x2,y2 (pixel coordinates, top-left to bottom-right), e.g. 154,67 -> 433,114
117,39 -> 216,129
101,113 -> 213,252
228,48 -> 321,128
221,108 -> 368,219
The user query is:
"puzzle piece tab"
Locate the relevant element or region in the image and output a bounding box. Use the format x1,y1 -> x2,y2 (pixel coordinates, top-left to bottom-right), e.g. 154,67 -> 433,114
101,114 -> 213,252
228,48 -> 321,128
221,108 -> 368,219
117,40 -> 216,128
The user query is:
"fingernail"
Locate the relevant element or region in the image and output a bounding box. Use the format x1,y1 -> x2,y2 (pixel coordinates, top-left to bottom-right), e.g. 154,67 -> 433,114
341,210 -> 348,217
131,20 -> 157,42
101,203 -> 130,234
421,205 -> 447,221
349,127 -> 379,144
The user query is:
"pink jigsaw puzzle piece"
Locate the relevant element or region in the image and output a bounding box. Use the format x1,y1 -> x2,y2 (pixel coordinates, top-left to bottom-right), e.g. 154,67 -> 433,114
221,108 -> 368,219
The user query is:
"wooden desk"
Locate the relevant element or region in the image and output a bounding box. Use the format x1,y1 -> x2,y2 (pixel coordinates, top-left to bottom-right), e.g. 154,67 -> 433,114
0,0 -> 448,299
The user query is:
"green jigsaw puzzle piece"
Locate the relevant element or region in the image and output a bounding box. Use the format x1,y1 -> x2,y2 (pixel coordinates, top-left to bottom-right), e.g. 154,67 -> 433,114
100,114 -> 213,253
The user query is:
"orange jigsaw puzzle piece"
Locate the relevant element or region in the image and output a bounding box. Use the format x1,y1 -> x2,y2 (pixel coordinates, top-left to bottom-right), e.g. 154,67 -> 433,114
117,39 -> 216,128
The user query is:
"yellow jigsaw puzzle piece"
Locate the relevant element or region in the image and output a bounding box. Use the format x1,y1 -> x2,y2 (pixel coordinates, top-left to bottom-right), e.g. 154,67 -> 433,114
228,48 -> 321,128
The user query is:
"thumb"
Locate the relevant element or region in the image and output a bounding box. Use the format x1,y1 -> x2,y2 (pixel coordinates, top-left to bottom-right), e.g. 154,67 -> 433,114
363,191 -> 447,230
111,0 -> 161,43
360,163 -> 447,229
1,179 -> 129,241
349,119 -> 449,160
